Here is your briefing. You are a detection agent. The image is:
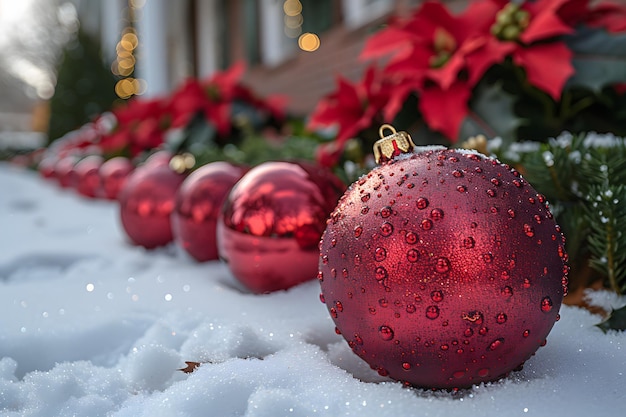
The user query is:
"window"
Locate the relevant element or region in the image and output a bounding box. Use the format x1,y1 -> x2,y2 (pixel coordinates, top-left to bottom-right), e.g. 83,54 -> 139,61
342,0 -> 393,29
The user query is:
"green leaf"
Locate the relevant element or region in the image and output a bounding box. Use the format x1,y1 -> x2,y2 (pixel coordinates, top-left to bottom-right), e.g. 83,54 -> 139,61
566,27 -> 626,92
596,304 -> 626,332
459,81 -> 523,145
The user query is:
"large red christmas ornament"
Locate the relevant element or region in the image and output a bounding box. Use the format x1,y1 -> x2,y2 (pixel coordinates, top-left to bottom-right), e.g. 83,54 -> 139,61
172,162 -> 247,262
74,155 -> 104,198
218,161 -> 345,293
118,163 -> 186,248
318,125 -> 568,389
99,157 -> 134,200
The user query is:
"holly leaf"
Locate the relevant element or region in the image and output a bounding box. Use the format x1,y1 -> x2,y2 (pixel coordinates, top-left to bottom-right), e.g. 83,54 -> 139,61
565,27 -> 626,92
458,81 -> 522,145
596,304 -> 626,332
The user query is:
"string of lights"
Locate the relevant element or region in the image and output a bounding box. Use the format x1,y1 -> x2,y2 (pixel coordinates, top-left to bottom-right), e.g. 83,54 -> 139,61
112,0 -> 146,99
283,0 -> 320,52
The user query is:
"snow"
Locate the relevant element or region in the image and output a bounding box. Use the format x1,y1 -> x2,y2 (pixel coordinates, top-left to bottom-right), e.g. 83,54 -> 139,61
1,162 -> 625,417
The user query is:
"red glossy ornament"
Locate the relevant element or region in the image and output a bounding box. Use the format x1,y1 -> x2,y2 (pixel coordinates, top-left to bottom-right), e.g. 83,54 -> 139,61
118,163 -> 186,248
217,161 -> 345,293
74,155 -> 104,198
38,157 -> 57,180
55,156 -> 79,188
100,157 -> 134,200
318,126 -> 568,389
172,162 -> 247,262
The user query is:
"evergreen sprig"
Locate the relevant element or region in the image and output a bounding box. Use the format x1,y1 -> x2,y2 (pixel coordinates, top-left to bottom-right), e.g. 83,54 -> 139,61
494,132 -> 626,296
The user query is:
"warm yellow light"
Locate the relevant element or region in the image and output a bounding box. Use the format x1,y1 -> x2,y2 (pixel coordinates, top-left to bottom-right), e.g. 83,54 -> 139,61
284,26 -> 302,39
298,32 -> 320,52
283,0 -> 302,17
121,32 -> 138,50
117,65 -> 134,77
284,14 -> 303,29
115,78 -> 135,98
118,56 -> 136,70
129,0 -> 146,8
132,78 -> 147,95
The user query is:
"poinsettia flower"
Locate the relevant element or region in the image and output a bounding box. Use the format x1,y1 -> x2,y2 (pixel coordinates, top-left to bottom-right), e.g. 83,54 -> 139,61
308,65 -> 389,149
490,0 -> 576,100
418,81 -> 473,140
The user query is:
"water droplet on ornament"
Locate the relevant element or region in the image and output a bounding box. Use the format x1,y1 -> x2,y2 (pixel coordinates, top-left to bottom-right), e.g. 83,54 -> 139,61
406,304 -> 416,314
426,305 -> 440,320
416,197 -> 429,210
501,270 -> 510,280
380,206 -> 392,218
464,328 -> 474,337
471,221 -> 478,229
489,338 -> 504,351
463,237 -> 475,249
379,325 -> 394,341
534,214 -> 542,224
556,313 -> 561,321
354,254 -> 361,265
537,194 -> 546,203
407,249 -> 419,263
361,193 -> 371,202
528,197 -> 536,204
361,207 -> 369,215
381,222 -> 394,236
478,368 -> 490,377
330,238 -> 337,247
342,268 -> 349,278
508,209 -> 516,218
379,298 -> 388,308
375,247 -> 387,261
457,185 -> 467,193
369,307 -> 376,315
541,296 -> 553,312
431,290 -> 444,302
319,293 -> 325,303
331,268 -> 337,278
479,327 -> 488,336
322,255 -> 329,265
354,226 -> 363,238
402,362 -> 411,370
375,266 -> 388,281
496,313 -> 507,324
421,219 -> 433,230
377,367 -> 389,376
435,257 -> 451,273
407,183 -> 415,189
523,278 -> 531,288
482,253 -> 494,263
453,370 -> 465,379
405,232 -> 418,244
501,286 -> 513,297
491,178 -> 501,186
317,271 -> 324,281
336,301 -> 344,312
452,170 -> 463,178
487,189 -> 496,197
440,344 -> 449,351
523,329 -> 530,337
330,307 -> 337,318
430,208 -> 444,220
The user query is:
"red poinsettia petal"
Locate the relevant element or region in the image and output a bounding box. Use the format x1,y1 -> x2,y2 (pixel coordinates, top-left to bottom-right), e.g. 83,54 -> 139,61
458,0 -> 505,37
360,27 -> 416,61
383,80 -> 419,122
520,0 -> 574,44
513,42 -> 574,100
465,38 -> 516,86
419,82 -> 472,141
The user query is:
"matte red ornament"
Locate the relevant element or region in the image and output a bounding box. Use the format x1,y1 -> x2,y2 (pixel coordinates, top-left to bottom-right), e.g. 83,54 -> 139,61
118,163 -> 186,248
99,157 -> 134,200
74,155 -> 104,198
217,161 -> 345,293
172,162 -> 247,262
38,157 -> 57,180
318,125 -> 568,389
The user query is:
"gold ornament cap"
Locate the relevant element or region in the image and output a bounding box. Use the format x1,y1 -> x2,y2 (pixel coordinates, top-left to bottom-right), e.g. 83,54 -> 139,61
373,124 -> 416,164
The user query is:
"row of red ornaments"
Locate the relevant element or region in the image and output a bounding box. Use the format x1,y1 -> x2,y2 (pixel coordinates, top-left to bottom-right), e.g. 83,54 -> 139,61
37,145 -> 568,390
38,152 -> 346,293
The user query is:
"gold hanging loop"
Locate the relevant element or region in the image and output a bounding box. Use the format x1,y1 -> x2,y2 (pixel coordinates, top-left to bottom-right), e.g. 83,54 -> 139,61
373,124 -> 415,164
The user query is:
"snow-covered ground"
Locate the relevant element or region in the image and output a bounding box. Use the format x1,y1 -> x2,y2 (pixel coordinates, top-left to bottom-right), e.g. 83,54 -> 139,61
1,162 -> 625,417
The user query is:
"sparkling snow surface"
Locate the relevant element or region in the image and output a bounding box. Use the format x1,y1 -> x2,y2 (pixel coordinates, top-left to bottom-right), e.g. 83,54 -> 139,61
1,163 -> 625,417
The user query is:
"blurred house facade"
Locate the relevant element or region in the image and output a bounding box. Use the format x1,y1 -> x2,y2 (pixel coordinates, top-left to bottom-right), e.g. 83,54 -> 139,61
90,0 -> 467,116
